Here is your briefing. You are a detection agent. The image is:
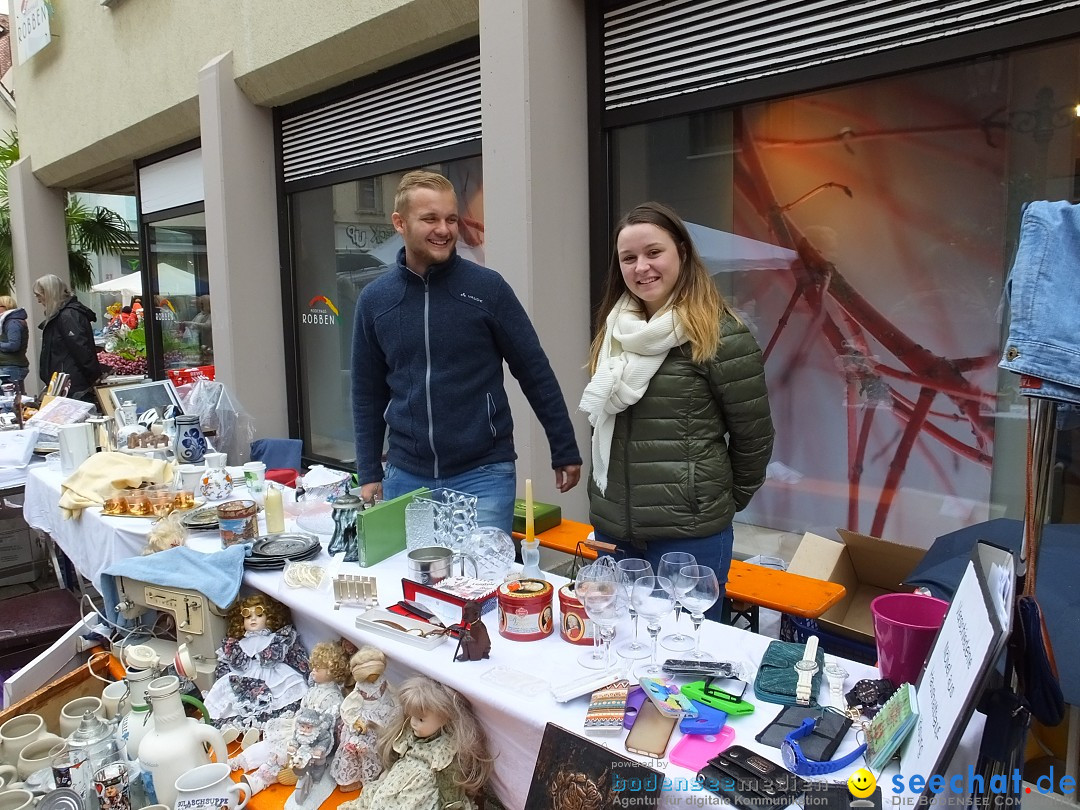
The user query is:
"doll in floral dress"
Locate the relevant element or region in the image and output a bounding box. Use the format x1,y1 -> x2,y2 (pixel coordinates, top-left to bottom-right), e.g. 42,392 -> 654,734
204,593 -> 310,733
339,676 -> 492,810
330,646 -> 402,792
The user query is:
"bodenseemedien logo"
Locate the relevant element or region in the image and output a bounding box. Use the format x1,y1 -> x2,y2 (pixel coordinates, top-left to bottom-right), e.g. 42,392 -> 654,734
303,295 -> 339,327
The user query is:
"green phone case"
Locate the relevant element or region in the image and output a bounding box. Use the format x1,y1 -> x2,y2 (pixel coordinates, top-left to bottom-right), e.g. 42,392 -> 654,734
681,680 -> 755,716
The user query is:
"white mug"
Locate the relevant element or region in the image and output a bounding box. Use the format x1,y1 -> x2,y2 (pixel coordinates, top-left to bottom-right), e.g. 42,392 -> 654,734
0,715 -> 45,767
0,789 -> 34,810
0,765 -> 16,785
174,763 -> 248,810
177,464 -> 205,492
16,736 -> 63,781
59,696 -> 106,737
100,681 -> 129,720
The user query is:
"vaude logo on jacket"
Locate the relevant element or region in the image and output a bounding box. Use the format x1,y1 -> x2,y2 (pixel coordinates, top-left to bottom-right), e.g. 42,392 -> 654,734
460,292 -> 483,303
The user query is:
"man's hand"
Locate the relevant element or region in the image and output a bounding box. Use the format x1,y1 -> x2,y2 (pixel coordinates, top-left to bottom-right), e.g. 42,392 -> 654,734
554,464 -> 581,493
360,482 -> 383,505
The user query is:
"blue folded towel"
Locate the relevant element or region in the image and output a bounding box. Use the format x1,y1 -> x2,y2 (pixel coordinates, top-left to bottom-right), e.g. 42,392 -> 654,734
100,544 -> 247,627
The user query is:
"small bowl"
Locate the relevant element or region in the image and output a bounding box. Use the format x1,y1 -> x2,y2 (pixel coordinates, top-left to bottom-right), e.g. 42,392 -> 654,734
45,452 -> 61,472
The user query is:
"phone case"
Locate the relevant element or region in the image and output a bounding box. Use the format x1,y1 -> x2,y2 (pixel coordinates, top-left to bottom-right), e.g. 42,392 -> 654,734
623,686 -> 648,730
681,680 -> 756,716
696,745 -> 804,810
583,679 -> 630,736
624,699 -> 677,759
754,705 -> 853,761
669,725 -> 736,771
639,677 -> 697,719
679,701 -> 728,735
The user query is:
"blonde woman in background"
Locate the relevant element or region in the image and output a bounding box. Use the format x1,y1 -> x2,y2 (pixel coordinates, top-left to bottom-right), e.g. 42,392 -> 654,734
33,274 -> 102,402
0,295 -> 30,384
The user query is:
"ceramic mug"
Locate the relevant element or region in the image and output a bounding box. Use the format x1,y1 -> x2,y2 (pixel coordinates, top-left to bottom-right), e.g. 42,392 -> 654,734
174,763 -> 248,810
0,715 -> 45,767
59,696 -> 106,737
0,765 -> 16,785
0,789 -> 34,810
100,681 -> 130,720
176,464 -> 205,492
16,736 -> 63,780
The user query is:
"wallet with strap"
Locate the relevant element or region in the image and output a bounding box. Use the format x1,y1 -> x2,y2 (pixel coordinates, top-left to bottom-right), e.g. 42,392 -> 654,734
754,705 -> 853,761
754,640 -> 826,706
696,745 -> 805,810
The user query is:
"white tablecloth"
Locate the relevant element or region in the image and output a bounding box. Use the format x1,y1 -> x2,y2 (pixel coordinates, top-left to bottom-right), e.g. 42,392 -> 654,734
22,465 -> 983,809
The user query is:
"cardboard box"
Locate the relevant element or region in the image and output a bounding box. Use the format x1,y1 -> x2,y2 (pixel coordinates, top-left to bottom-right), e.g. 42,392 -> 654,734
786,529 -> 926,645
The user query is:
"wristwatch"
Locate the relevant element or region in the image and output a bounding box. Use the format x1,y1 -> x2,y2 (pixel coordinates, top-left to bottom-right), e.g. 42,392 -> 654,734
824,662 -> 848,708
794,635 -> 820,705
781,717 -> 868,776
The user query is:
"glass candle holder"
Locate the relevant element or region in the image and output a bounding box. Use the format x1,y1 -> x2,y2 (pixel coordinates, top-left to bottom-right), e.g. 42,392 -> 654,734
102,495 -> 128,516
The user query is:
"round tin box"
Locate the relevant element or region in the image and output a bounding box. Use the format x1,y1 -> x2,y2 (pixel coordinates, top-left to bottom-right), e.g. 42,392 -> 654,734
497,578 -> 554,641
558,584 -> 595,645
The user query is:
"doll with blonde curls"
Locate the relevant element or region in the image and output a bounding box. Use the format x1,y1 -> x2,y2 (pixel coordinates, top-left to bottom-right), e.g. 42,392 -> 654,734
330,646 -> 402,792
204,593 -> 309,733
340,675 -> 493,810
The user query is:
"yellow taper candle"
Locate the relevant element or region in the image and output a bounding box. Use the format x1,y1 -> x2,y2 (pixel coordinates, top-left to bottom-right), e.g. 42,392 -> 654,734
525,478 -> 534,542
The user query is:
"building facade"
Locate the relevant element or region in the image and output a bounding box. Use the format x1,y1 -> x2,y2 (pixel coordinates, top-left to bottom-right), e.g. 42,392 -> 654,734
10,0 -> 1080,535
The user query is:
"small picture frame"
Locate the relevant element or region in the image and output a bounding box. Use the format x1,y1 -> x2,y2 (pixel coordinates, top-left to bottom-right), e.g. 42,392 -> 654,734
95,379 -> 184,420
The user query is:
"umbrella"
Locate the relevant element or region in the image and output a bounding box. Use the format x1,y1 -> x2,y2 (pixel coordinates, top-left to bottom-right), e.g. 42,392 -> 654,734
684,222 -> 797,274
91,263 -> 197,297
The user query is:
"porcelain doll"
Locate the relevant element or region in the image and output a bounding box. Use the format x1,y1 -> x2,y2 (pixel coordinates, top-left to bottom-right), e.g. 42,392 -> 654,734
338,675 -> 493,810
204,593 -> 310,733
330,646 -> 403,792
232,640 -> 350,794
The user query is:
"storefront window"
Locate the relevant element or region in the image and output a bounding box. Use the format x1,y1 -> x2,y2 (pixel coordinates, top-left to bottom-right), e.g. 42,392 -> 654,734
611,39 -> 1080,540
290,157 -> 484,465
146,211 -> 212,376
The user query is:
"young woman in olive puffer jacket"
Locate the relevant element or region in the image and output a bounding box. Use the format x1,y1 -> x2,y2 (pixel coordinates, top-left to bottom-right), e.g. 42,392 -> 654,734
579,202 -> 774,621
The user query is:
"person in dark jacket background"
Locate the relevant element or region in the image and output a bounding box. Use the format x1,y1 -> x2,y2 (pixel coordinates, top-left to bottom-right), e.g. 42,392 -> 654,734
33,274 -> 102,402
0,295 -> 30,384
352,170 -> 582,533
579,202 -> 774,619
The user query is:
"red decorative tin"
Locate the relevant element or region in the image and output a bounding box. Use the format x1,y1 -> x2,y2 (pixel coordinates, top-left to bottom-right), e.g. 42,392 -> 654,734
558,584 -> 595,646
497,578 -> 554,641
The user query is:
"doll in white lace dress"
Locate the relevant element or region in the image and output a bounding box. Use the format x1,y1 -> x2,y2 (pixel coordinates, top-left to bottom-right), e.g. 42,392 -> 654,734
204,594 -> 310,733
339,676 -> 493,810
330,646 -> 402,792
231,640 -> 351,794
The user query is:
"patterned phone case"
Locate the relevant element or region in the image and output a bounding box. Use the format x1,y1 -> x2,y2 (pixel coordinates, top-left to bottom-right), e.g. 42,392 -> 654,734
583,678 -> 630,735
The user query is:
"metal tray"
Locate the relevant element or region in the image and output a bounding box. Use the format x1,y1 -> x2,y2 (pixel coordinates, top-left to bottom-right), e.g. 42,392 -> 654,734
355,607 -> 449,651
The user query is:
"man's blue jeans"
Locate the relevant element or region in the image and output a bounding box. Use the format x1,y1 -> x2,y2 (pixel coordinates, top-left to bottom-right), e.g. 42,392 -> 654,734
382,461 -> 517,535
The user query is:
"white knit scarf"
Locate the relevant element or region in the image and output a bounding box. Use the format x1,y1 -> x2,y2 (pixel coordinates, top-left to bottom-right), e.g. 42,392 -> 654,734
578,294 -> 687,493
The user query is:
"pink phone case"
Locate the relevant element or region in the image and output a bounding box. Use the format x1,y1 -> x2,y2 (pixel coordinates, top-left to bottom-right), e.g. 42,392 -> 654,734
667,726 -> 736,772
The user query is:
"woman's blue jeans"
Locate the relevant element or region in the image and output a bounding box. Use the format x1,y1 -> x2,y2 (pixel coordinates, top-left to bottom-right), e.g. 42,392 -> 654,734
593,525 -> 734,624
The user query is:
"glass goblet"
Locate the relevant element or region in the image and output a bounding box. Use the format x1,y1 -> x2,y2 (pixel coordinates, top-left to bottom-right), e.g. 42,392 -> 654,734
614,558 -> 653,659
580,581 -> 628,670
630,575 -> 675,680
678,564 -> 721,660
658,551 -> 696,651
574,560 -> 620,669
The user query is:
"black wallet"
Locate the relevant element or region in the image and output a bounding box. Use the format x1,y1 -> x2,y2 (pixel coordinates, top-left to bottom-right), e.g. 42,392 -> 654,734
755,706 -> 853,761
696,745 -> 805,810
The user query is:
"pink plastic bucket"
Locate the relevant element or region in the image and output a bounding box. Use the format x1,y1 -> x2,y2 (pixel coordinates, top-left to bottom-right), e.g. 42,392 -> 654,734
870,592 -> 949,686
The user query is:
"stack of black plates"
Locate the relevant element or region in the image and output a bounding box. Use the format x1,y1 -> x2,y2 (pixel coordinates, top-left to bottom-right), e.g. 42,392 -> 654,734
245,533 -> 321,570
181,506 -> 220,531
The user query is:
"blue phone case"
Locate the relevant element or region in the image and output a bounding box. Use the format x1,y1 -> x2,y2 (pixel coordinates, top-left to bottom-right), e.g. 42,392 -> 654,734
679,699 -> 729,735
639,676 -> 698,718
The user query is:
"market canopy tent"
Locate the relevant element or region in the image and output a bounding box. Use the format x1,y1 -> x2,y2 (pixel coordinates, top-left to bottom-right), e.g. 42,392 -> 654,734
90,263 -> 197,297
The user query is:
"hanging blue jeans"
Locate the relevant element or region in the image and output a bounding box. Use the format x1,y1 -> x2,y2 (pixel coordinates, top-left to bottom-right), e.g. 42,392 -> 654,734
1000,200 -> 1080,404
382,461 -> 517,535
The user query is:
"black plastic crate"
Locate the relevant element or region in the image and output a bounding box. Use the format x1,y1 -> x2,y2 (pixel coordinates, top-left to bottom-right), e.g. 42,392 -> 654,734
780,613 -> 878,665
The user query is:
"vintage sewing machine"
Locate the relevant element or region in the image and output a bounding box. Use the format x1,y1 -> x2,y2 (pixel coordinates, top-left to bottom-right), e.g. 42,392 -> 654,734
112,577 -> 229,693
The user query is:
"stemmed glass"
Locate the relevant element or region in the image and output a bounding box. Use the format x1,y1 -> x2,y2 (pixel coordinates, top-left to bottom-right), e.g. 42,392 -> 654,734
658,551 -> 696,651
678,565 -> 721,660
580,576 -> 628,670
631,576 -> 675,679
615,558 -> 653,659
575,561 -> 622,669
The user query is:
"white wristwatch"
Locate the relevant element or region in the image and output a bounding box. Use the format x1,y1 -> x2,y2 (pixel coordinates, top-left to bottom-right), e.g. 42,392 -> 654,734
824,662 -> 848,708
794,635 -> 820,705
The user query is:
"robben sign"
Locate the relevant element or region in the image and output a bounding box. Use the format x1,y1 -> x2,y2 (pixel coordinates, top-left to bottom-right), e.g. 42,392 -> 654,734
17,0 -> 51,62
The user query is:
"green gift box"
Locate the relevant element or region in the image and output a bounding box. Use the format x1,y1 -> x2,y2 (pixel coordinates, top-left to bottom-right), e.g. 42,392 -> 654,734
512,498 -> 562,536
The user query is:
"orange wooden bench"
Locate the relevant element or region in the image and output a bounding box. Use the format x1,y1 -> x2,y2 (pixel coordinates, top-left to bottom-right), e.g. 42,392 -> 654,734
515,518 -> 846,621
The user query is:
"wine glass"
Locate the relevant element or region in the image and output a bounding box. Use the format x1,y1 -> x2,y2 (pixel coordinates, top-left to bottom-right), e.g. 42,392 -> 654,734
658,551 -> 696,651
615,558 -> 653,659
631,576 -> 675,679
580,578 -> 628,670
575,561 -> 620,669
678,564 -> 721,660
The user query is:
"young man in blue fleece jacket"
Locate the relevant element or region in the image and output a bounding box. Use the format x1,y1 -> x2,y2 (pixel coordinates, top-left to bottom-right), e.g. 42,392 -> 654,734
352,170 -> 582,533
